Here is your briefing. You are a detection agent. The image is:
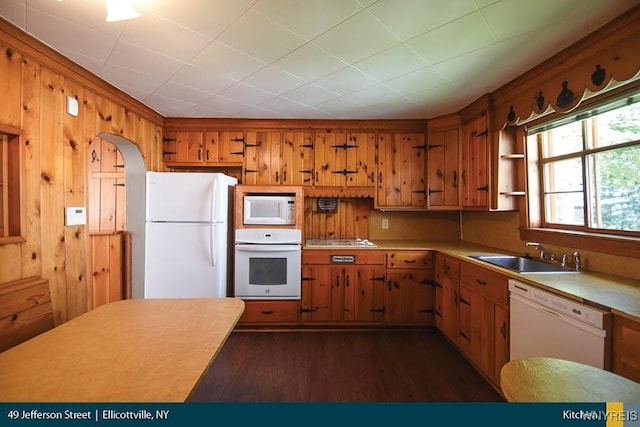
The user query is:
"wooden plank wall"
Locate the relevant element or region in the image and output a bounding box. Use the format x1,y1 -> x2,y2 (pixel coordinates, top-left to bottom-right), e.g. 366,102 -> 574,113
0,23 -> 163,325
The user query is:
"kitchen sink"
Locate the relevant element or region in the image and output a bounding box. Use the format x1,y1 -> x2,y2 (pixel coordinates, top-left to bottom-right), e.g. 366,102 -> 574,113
469,255 -> 578,274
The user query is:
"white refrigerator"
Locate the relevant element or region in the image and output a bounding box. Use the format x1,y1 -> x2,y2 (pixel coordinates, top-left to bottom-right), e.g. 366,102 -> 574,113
144,172 -> 237,298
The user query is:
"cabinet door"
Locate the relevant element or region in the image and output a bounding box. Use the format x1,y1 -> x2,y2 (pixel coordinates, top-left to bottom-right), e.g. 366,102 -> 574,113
613,315 -> 640,383
217,131 -> 245,164
301,265 -> 335,322
438,273 -> 459,344
353,267 -> 386,322
314,131 -> 347,187
427,127 -> 460,209
376,133 -> 426,208
345,132 -> 377,187
338,266 -> 356,321
162,131 -> 189,163
186,131 -> 204,163
244,131 -> 282,184
493,304 -> 510,385
282,131 -> 314,186
461,115 -> 489,208
385,269 -> 434,323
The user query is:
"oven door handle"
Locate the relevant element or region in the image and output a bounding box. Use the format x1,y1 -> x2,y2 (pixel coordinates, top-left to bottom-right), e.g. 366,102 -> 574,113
236,244 -> 301,252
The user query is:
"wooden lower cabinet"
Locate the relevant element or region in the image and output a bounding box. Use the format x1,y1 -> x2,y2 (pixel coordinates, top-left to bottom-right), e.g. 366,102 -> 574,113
434,254 -> 460,344
385,251 -> 434,324
301,250 -> 386,323
612,314 -> 640,383
238,300 -> 300,324
458,260 -> 510,387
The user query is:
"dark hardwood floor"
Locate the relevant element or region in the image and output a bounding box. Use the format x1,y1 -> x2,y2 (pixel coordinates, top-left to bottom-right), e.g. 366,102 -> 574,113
189,328 -> 505,402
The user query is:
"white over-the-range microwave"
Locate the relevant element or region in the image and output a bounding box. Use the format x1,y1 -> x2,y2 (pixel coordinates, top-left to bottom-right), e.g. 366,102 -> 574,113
243,194 -> 296,225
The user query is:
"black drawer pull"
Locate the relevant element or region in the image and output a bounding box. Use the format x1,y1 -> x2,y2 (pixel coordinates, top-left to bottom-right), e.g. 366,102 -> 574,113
476,279 -> 487,286
261,310 -> 274,315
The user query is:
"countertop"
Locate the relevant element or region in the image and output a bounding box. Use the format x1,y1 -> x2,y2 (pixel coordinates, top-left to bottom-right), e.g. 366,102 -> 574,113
0,298 -> 245,402
303,240 -> 640,321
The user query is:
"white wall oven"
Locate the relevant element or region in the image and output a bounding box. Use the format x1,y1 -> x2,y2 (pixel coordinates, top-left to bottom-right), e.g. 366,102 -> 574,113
234,228 -> 301,300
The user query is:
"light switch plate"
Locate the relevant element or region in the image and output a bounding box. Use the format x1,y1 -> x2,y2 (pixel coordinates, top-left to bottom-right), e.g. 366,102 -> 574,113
66,96 -> 79,116
65,207 -> 86,226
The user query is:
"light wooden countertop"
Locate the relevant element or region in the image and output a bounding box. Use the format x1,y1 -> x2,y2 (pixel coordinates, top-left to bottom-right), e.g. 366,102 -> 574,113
303,240 -> 640,321
0,297 -> 245,402
500,357 -> 640,402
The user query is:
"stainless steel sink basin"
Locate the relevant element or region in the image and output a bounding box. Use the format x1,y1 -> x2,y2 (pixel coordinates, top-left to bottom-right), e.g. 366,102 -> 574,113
469,255 -> 578,274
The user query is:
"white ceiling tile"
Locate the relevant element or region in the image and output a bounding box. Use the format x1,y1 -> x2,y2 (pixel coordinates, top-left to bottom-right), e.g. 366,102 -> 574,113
0,0 -> 26,29
237,105 -> 288,118
216,8 -> 306,63
171,65 -> 238,95
120,13 -> 212,62
242,66 -> 307,95
143,93 -> 197,116
281,83 -> 340,105
152,81 -> 214,104
2,0 -> 637,119
100,62 -> 162,93
254,0 -> 364,40
183,104 -> 234,118
217,82 -> 276,105
313,66 -> 379,95
138,0 -> 252,39
368,0 -> 479,40
25,9 -> 118,62
315,96 -> 379,118
481,0 -> 585,41
25,0 -> 125,37
383,65 -> 449,96
313,10 -> 401,64
201,95 -> 252,115
586,0 -> 640,31
190,41 -> 267,81
408,11 -> 496,65
272,43 -> 347,81
345,83 -> 404,106
107,41 -> 185,83
354,44 -> 429,82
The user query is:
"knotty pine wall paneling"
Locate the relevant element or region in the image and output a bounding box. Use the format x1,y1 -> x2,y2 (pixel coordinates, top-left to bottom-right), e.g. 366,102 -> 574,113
0,22 -> 164,325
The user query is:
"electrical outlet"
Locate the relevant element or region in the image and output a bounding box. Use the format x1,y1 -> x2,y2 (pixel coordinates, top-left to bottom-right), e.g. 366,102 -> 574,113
381,218 -> 389,229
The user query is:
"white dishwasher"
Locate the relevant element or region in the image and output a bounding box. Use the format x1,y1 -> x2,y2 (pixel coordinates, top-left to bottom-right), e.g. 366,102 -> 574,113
508,279 -> 610,369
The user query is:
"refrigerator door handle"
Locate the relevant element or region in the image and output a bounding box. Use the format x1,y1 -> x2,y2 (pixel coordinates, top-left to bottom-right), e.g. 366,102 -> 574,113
210,223 -> 216,267
210,178 -> 218,266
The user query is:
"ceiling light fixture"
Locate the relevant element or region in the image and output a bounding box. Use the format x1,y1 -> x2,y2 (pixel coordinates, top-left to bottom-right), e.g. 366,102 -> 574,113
105,0 -> 141,22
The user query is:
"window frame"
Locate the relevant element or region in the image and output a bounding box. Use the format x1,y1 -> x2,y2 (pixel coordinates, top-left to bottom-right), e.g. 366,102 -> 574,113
521,85 -> 640,258
0,124 -> 24,245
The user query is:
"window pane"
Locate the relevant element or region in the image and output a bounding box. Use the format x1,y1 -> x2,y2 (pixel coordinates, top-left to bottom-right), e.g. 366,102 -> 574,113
587,145 -> 640,231
592,102 -> 640,148
542,121 -> 583,158
543,158 -> 584,225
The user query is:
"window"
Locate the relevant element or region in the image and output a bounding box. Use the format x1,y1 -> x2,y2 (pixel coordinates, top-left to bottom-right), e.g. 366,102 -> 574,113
527,93 -> 640,237
0,125 -> 22,243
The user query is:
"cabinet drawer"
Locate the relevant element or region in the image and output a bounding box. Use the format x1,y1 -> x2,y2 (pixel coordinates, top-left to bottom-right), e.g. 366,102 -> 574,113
436,255 -> 460,280
239,301 -> 299,323
386,251 -> 433,269
303,250 -> 385,265
460,263 -> 508,305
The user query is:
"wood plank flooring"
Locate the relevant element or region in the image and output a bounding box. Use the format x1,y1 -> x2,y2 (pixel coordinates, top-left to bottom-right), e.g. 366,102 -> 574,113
189,328 -> 505,402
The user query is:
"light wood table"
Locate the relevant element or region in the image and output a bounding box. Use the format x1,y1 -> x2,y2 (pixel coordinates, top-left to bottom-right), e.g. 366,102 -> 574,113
501,357 -> 640,402
0,297 -> 244,402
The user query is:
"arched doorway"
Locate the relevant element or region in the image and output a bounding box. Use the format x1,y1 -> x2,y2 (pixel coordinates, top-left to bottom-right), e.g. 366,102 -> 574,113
88,133 -> 146,306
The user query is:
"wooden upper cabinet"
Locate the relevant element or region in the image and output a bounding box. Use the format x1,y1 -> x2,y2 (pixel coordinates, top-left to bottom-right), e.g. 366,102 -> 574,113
375,132 -> 427,209
282,131 -> 314,186
205,131 -> 244,165
244,131 -> 282,185
461,114 -> 489,209
163,130 -> 244,167
427,116 -> 461,210
313,131 -> 376,189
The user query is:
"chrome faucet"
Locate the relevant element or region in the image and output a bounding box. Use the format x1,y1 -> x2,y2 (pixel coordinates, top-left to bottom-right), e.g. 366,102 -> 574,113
525,242 -> 556,262
572,251 -> 581,271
